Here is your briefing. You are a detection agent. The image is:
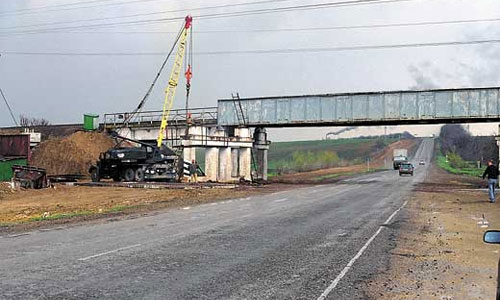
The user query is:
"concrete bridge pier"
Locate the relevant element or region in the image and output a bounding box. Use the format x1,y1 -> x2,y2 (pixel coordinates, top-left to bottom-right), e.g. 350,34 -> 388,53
181,126 -> 253,182
205,147 -> 219,181
235,128 -> 252,181
231,148 -> 239,178
219,147 -> 232,182
253,127 -> 270,181
238,148 -> 252,181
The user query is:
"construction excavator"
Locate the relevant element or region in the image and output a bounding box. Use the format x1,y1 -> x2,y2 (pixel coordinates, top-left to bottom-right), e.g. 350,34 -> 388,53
90,16 -> 193,182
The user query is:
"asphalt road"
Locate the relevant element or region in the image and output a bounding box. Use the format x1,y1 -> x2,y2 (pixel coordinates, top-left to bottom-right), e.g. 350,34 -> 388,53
0,139 -> 434,300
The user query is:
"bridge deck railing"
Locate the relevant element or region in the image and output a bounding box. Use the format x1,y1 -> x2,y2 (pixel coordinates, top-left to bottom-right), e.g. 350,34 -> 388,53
103,107 -> 218,129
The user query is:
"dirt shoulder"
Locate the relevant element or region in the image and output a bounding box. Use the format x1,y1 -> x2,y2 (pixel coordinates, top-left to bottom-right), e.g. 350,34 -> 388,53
364,165 -> 499,299
0,182 -> 299,234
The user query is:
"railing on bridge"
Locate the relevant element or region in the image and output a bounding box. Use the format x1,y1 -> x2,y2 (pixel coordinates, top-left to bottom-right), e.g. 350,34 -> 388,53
217,87 -> 500,127
103,107 -> 218,129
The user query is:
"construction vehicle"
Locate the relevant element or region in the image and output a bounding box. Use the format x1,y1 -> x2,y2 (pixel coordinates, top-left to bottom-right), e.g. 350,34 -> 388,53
89,132 -> 181,182
393,148 -> 408,170
90,15 -> 194,182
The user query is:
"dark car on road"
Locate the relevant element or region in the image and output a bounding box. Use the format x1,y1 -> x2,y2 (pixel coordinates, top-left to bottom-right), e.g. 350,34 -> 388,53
399,163 -> 414,176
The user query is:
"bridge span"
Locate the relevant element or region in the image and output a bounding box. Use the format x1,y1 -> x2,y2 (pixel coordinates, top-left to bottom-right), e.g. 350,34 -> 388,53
98,86 -> 500,183
218,87 -> 500,127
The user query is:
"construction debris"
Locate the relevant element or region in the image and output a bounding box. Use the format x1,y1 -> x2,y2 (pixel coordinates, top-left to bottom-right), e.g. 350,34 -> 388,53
30,131 -> 115,176
11,165 -> 49,189
68,181 -> 237,190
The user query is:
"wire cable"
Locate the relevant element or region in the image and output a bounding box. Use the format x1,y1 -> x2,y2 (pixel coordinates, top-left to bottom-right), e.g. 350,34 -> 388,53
0,87 -> 18,126
0,0 -> 417,36
2,37 -> 500,57
11,16 -> 500,36
0,0 -> 295,30
123,20 -> 185,126
0,0 -> 163,17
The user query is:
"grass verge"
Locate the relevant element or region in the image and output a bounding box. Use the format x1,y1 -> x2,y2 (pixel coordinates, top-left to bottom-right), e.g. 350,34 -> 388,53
23,205 -> 140,224
436,154 -> 483,177
29,211 -> 93,222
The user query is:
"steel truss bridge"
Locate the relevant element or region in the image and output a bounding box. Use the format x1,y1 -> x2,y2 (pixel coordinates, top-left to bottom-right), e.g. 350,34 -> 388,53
217,87 -> 500,127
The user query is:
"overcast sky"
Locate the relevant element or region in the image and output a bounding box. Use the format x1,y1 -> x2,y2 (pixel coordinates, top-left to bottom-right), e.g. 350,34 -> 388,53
1,0 -> 500,141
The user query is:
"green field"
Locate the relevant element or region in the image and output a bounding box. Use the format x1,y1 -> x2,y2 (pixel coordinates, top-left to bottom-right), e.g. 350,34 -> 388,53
194,137 -> 399,176
268,137 -> 397,175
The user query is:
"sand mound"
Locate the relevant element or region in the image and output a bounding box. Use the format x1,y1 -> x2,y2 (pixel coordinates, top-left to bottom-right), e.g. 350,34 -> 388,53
31,131 -> 115,176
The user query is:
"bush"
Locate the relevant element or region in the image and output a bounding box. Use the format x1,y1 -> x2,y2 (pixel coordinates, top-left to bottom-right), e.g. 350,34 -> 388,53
290,150 -> 340,172
446,152 -> 469,169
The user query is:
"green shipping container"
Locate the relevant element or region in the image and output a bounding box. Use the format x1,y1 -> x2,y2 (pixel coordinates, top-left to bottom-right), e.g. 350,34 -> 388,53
0,158 -> 27,181
83,113 -> 99,131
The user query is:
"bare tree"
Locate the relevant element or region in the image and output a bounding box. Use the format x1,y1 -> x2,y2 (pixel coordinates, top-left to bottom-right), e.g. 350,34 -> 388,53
19,115 -> 50,128
439,124 -> 497,163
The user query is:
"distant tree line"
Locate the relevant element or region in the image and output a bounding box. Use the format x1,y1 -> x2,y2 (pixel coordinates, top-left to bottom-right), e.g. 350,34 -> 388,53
19,115 -> 50,128
439,124 -> 497,165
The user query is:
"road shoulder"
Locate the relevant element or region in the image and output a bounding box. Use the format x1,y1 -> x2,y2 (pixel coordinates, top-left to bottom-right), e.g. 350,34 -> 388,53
364,166 -> 498,299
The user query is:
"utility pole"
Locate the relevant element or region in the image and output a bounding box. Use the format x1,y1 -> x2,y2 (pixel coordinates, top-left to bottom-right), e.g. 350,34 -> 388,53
0,87 -> 18,126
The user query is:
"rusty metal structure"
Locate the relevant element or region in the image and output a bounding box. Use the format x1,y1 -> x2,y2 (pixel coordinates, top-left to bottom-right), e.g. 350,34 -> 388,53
0,134 -> 31,160
11,165 -> 49,189
217,87 -> 500,127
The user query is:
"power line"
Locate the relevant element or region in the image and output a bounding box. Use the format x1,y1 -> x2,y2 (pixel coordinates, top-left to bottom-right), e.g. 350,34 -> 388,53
8,16 -> 500,36
0,0 -> 163,17
0,0 -> 295,30
3,0 -> 117,13
0,0 -> 417,36
0,88 -> 18,126
2,37 -> 500,56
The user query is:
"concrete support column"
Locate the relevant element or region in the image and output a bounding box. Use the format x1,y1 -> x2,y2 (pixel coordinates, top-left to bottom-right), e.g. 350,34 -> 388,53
231,148 -> 239,178
238,148 -> 252,181
218,147 -> 232,182
183,147 -> 196,163
497,125 -> 500,174
205,147 -> 219,182
256,148 -> 268,181
253,127 -> 270,181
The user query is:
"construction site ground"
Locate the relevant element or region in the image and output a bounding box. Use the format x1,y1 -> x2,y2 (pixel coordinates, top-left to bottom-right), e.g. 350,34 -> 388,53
0,138 -> 420,233
364,164 -> 499,299
0,182 -> 300,233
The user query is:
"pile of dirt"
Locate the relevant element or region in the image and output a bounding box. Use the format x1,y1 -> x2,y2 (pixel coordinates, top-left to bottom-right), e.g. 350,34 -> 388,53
31,131 -> 115,176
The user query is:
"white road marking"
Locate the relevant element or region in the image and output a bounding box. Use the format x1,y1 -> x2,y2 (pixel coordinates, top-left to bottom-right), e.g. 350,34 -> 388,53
272,190 -> 289,196
274,198 -> 289,203
183,206 -> 191,210
317,200 -> 408,300
78,244 -> 141,261
7,233 -> 31,238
